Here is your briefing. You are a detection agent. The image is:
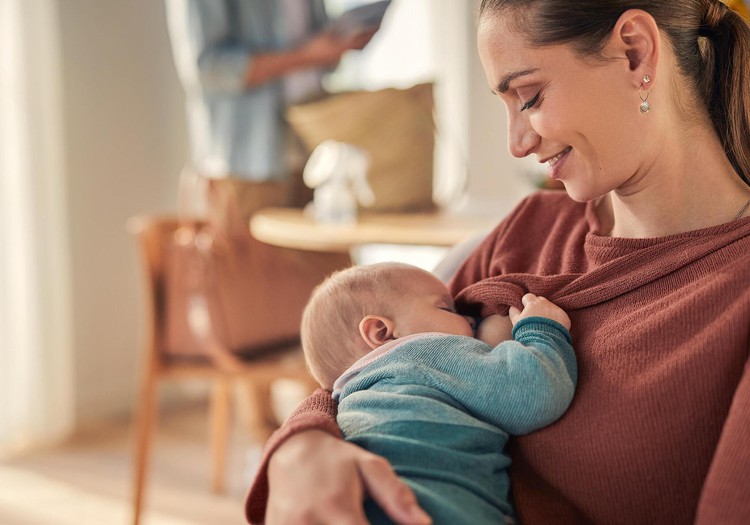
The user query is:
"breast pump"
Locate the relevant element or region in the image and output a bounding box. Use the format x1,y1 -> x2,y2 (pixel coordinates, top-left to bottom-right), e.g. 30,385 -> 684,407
303,140 -> 376,224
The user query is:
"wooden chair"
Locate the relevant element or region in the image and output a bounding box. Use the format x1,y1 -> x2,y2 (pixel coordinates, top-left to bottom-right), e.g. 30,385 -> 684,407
126,215 -> 348,525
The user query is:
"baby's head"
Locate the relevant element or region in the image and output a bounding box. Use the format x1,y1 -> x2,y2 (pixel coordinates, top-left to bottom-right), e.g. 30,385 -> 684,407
301,262 -> 473,389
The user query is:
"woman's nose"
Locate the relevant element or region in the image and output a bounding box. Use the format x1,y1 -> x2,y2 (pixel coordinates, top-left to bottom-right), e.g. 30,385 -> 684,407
507,113 -> 540,158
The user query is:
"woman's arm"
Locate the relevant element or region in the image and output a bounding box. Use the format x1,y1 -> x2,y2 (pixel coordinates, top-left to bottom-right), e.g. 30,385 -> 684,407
245,389 -> 430,525
694,356 -> 750,523
245,389 -> 340,522
265,431 -> 431,525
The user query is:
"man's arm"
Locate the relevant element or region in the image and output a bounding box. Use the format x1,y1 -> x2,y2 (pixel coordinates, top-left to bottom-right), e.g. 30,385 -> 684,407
166,0 -> 377,92
244,29 -> 377,87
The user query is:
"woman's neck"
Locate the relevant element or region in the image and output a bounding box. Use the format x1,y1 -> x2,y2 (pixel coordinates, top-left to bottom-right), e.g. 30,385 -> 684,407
599,126 -> 750,238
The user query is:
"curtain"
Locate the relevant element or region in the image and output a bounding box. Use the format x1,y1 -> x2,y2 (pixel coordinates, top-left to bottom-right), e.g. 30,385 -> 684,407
0,0 -> 74,455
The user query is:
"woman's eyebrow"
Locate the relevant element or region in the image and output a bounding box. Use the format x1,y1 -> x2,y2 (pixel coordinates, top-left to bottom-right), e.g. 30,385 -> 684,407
496,68 -> 539,94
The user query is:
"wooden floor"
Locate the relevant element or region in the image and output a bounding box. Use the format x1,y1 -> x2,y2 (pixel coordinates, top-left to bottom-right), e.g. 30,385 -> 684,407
0,399 -> 272,525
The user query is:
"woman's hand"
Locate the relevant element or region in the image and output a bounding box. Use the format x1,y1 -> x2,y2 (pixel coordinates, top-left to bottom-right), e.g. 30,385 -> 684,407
266,430 -> 432,525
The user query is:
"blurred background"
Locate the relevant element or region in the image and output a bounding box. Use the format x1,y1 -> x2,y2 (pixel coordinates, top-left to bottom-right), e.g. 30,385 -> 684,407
0,0 -> 540,523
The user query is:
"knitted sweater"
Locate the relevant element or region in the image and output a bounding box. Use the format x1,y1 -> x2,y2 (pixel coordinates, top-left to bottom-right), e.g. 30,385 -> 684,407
245,191 -> 750,525
333,321 -> 575,524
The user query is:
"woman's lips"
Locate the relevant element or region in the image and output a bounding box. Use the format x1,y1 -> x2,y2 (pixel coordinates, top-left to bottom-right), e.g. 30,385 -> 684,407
546,146 -> 572,179
548,146 -> 571,166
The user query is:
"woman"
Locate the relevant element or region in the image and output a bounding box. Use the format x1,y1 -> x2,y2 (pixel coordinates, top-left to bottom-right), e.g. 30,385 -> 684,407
246,1 -> 750,523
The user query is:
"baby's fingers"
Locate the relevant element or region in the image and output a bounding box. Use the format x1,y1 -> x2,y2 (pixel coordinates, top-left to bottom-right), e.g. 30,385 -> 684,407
521,293 -> 545,306
508,306 -> 522,324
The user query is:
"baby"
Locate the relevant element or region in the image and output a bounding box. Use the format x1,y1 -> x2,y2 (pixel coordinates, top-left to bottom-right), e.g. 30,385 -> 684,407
301,262 -> 577,524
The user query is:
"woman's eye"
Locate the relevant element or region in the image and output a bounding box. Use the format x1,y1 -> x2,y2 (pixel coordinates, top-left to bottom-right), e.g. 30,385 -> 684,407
520,92 -> 541,112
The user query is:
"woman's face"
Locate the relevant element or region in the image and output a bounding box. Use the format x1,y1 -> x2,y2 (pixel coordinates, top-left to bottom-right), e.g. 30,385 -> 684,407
477,13 -> 653,202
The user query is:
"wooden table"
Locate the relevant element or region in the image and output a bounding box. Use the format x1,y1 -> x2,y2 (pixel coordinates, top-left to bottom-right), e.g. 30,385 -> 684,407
250,207 -> 498,253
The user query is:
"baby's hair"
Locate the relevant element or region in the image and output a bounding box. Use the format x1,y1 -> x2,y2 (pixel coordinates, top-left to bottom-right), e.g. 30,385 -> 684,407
301,262 -> 423,389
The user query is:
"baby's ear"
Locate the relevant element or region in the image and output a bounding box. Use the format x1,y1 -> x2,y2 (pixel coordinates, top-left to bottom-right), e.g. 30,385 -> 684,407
359,315 -> 395,349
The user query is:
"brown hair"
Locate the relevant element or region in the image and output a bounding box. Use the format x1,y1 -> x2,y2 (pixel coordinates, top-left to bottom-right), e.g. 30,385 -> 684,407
301,262 -> 420,389
479,0 -> 750,185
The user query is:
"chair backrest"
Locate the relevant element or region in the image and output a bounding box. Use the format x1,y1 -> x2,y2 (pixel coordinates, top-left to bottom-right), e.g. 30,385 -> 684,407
128,215 -> 352,363
128,216 -> 193,368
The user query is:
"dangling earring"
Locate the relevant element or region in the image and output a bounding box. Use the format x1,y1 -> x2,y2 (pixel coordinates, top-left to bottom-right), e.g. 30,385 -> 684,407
639,75 -> 651,114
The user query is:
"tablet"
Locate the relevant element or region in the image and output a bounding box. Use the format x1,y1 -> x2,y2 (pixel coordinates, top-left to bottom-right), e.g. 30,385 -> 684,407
330,0 -> 392,37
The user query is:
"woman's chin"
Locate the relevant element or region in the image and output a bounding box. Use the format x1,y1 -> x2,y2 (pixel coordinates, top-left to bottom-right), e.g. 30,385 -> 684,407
557,180 -> 607,204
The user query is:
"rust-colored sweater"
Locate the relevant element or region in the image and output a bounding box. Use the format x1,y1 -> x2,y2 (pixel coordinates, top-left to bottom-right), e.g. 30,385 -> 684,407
246,192 -> 750,525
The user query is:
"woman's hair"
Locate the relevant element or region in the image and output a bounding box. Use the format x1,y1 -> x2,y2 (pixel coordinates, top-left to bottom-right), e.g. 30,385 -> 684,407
479,0 -> 750,185
301,262 -> 417,389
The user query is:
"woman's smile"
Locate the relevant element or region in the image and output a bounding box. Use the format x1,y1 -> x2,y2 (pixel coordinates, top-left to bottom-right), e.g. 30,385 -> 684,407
543,146 -> 572,179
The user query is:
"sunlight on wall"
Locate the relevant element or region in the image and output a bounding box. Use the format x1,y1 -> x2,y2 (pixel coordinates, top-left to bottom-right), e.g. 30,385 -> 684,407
0,0 -> 37,453
0,0 -> 74,454
325,0 -> 436,91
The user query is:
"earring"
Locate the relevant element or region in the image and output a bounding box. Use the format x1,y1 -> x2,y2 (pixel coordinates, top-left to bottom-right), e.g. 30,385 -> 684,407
639,75 -> 651,114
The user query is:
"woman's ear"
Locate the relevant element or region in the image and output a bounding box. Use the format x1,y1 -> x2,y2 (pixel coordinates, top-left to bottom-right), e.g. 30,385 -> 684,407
608,9 -> 661,87
359,315 -> 395,349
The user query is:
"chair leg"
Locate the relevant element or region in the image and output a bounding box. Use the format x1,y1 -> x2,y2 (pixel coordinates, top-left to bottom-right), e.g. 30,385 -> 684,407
132,372 -> 158,525
243,378 -> 276,444
210,378 -> 232,493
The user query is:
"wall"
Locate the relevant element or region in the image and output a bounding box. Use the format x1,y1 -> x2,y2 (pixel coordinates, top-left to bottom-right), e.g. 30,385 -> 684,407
439,0 -> 534,217
56,0 -> 531,425
58,0 -> 188,422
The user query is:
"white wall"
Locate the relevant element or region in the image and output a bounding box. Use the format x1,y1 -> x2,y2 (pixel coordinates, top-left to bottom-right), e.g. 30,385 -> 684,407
438,0 -> 533,217
58,0 -> 188,422
56,0 -> 532,425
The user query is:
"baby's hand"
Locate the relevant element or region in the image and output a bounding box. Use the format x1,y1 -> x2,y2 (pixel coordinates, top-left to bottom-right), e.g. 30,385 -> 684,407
508,293 -> 571,331
475,314 -> 513,346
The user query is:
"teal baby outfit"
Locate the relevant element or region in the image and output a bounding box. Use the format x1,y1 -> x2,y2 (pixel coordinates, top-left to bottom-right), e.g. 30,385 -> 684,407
333,317 -> 577,524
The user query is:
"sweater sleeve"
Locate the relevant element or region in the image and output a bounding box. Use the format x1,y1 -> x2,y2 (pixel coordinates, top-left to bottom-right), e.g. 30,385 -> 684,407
695,353 -> 750,524
244,388 -> 342,524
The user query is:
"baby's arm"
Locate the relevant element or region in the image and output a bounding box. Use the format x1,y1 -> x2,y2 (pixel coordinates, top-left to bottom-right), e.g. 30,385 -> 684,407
475,294 -> 570,346
415,293 -> 575,434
